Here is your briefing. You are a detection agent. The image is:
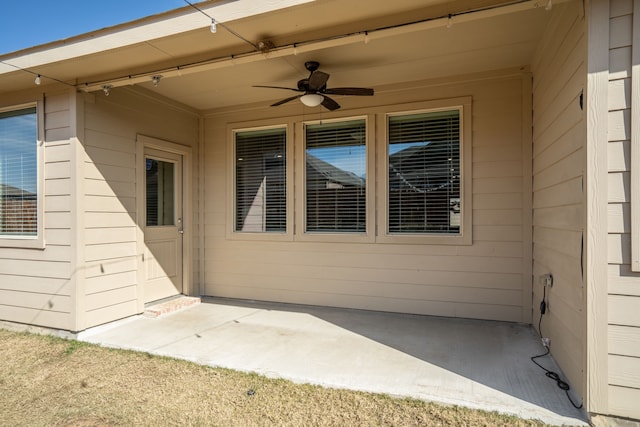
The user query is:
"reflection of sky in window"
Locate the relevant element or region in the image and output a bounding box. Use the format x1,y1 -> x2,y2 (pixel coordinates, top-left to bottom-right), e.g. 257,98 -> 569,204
307,145 -> 366,178
306,141 -> 431,178
389,141 -> 429,155
0,112 -> 37,193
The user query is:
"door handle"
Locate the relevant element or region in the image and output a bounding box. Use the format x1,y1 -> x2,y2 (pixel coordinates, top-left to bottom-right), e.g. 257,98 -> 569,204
178,218 -> 184,234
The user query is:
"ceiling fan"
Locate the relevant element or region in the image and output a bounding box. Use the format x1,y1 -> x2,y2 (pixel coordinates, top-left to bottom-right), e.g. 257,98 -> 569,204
253,61 -> 374,111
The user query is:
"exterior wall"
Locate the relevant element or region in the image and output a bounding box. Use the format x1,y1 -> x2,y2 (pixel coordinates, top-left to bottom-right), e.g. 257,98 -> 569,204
605,0 -> 640,418
203,70 -> 533,323
0,86 -> 200,332
531,0 -> 587,400
0,90 -> 75,330
79,88 -> 199,330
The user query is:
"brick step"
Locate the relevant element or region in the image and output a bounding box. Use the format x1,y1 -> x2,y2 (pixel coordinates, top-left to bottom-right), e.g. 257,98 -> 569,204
144,296 -> 201,318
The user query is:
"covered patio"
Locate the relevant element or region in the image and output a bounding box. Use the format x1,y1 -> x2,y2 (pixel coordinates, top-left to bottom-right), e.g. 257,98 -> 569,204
78,298 -> 587,425
1,0 -> 607,420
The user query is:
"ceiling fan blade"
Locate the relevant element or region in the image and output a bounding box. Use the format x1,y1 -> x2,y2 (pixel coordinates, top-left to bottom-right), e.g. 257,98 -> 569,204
308,71 -> 329,91
271,94 -> 302,107
324,87 -> 374,96
321,95 -> 341,111
254,85 -> 302,92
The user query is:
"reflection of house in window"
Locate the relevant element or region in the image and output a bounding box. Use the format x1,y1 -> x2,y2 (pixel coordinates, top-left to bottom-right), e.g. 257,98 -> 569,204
306,153 -> 365,232
388,110 -> 460,234
236,152 -> 285,232
0,183 -> 37,235
235,128 -> 286,233
305,119 -> 366,234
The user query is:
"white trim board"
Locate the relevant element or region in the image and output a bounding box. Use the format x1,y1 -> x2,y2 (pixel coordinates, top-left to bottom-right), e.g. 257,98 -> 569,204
630,0 -> 640,271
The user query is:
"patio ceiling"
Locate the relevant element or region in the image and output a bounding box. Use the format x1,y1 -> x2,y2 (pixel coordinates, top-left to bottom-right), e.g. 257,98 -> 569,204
0,0 -> 562,112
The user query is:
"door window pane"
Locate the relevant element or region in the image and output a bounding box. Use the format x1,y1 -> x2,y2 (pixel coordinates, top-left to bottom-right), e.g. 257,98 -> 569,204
235,127 -> 286,232
146,158 -> 175,226
388,110 -> 460,234
305,119 -> 366,233
0,107 -> 37,237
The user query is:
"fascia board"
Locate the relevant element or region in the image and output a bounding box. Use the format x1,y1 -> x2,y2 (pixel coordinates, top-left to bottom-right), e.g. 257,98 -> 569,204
0,0 -> 313,75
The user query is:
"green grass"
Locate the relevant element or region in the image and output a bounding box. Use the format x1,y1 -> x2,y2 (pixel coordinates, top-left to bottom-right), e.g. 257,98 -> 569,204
0,329 -> 548,426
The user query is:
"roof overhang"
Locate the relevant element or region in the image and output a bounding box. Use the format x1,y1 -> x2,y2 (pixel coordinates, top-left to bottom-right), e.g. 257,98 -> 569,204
0,0 -> 572,112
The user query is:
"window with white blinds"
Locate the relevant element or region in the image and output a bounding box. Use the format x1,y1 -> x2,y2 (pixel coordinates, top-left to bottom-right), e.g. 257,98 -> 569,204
388,109 -> 460,234
0,107 -> 38,237
235,127 -> 286,233
305,119 -> 366,233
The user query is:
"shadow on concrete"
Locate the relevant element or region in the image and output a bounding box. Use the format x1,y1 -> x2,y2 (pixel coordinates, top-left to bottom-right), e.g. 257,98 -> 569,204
205,298 -> 587,424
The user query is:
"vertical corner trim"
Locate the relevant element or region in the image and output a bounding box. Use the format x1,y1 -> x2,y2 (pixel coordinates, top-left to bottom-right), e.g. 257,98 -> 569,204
585,0 -> 610,413
630,0 -> 640,272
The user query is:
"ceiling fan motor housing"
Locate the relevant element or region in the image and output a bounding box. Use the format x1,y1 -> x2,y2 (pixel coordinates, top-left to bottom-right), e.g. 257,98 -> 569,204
297,79 -> 310,91
305,61 -> 320,73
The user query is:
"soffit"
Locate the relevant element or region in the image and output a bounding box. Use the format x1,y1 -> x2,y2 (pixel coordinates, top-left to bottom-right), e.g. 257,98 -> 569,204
134,1 -> 553,111
0,0 -> 559,110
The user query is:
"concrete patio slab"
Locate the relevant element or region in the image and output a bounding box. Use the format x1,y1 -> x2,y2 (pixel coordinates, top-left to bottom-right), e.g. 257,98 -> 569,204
78,298 -> 588,426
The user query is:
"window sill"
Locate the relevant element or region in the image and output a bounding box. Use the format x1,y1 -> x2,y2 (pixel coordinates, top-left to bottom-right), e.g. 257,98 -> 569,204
0,236 -> 45,249
294,231 -> 374,244
226,230 -> 293,242
376,232 -> 472,246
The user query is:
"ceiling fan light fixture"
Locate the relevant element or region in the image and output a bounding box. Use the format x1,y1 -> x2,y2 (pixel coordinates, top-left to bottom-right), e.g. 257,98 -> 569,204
300,93 -> 324,107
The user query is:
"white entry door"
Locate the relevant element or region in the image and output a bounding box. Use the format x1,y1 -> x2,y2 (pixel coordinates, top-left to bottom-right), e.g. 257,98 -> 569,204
143,147 -> 183,303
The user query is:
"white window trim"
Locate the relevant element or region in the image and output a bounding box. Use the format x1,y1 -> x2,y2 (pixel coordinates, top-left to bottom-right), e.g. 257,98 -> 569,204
294,115 -> 375,243
0,100 -> 45,249
376,97 -> 472,246
631,0 -> 640,271
226,120 -> 294,241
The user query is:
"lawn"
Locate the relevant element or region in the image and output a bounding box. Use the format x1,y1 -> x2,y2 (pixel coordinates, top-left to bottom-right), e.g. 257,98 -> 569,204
0,328 -> 547,426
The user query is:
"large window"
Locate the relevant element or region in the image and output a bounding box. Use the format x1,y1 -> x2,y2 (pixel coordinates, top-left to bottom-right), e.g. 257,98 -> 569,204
229,100 -> 469,244
388,109 -> 461,234
235,127 -> 286,233
0,106 -> 38,239
305,119 -> 366,233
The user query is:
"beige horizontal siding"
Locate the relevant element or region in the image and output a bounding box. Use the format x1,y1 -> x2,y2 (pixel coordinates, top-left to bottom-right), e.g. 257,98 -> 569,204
0,289 -> 71,313
609,324 -> 640,357
609,385 -> 640,419
0,92 -> 74,330
85,286 -> 137,312
0,275 -> 71,295
609,354 -> 640,388
84,300 -> 138,329
84,227 -> 136,245
609,233 -> 632,264
80,89 -> 198,329
81,97 -> 144,328
85,271 -> 136,295
531,0 -> 586,401
608,264 -> 640,296
608,139 -> 629,171
0,305 -> 70,330
608,203 -> 630,233
608,171 -> 629,202
209,283 -> 523,322
84,256 -> 137,279
609,295 -> 640,327
207,256 -> 524,290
